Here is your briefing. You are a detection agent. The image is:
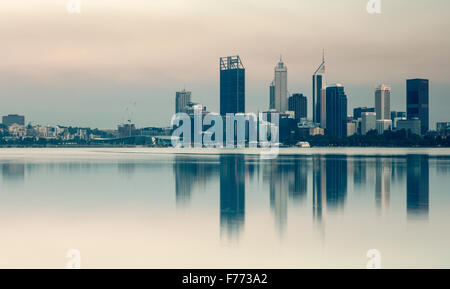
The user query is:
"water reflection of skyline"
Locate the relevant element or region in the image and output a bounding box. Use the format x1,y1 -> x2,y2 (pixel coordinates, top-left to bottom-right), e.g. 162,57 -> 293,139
0,154 -> 435,241
171,154 -> 432,239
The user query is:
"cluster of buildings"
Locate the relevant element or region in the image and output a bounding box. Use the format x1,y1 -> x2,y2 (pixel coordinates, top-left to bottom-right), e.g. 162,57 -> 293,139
0,114 -> 99,142
2,53 -> 448,146
176,53 -> 443,144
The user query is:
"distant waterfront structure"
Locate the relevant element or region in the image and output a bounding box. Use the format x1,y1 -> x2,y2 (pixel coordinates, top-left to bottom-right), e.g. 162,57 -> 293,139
437,122 -> 450,136
407,79 -> 429,135
312,51 -> 325,125
2,114 -> 25,127
353,107 -> 375,120
375,84 -> 391,120
220,56 -> 245,115
272,57 -> 288,112
325,84 -> 347,137
376,119 -> 392,135
397,118 -> 421,136
288,93 -> 307,121
269,81 -> 275,110
175,89 -> 192,113
361,112 -> 377,135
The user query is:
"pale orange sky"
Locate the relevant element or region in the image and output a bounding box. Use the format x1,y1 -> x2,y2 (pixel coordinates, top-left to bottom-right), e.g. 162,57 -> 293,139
0,0 -> 449,128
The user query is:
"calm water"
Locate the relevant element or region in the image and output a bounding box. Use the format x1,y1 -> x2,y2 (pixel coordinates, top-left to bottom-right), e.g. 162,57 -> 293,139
1,148 -> 450,268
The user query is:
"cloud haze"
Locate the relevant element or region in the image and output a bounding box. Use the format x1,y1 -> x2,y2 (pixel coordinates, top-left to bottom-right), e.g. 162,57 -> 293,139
0,0 -> 449,128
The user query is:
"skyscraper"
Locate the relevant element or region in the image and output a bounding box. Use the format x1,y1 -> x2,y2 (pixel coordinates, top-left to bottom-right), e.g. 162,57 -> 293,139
175,89 -> 191,113
313,51 -> 325,125
325,84 -> 347,137
375,84 -> 391,120
288,93 -> 307,121
407,79 -> 429,135
269,81 -> 275,110
220,56 -> 245,115
273,57 -> 288,112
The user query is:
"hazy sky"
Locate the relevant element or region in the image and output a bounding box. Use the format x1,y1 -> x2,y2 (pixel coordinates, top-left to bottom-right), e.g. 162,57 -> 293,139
1,0 -> 449,128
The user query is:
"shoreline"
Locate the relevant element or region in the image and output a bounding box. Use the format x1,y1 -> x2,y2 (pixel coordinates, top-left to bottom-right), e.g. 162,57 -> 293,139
0,147 -> 450,159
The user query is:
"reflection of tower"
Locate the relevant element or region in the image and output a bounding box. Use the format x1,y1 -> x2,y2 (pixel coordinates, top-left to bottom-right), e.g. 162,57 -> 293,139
325,157 -> 347,211
353,158 -> 367,189
375,159 -> 391,214
173,156 -> 216,207
1,163 -> 25,181
289,158 -> 308,203
220,155 -> 245,239
269,161 -> 289,237
407,155 -> 429,220
313,156 -> 327,223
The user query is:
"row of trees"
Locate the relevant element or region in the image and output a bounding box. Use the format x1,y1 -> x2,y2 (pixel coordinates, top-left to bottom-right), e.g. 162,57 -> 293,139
303,129 -> 450,147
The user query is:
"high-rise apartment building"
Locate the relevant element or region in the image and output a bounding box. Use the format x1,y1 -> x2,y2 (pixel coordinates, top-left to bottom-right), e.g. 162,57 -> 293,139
175,89 -> 192,113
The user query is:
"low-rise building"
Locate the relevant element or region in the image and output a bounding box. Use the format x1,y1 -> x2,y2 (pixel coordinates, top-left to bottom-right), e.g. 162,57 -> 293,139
397,118 -> 421,136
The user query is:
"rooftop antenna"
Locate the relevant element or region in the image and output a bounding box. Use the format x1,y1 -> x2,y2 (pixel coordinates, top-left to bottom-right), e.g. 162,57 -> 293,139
322,48 -> 325,63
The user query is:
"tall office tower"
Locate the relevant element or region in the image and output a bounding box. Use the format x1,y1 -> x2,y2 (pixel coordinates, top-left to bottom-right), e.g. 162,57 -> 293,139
325,84 -> 347,137
269,81 -> 275,109
288,93 -> 307,121
313,51 -> 325,125
220,56 -> 245,115
273,57 -> 288,112
375,84 -> 391,120
407,78 -> 429,135
175,89 -> 191,113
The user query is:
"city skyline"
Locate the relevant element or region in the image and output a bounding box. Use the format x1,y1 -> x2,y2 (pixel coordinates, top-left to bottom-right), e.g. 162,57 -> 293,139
1,0 -> 450,128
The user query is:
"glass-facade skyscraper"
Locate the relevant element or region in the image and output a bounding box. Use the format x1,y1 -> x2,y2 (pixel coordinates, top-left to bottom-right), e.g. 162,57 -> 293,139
288,93 -> 307,121
407,78 -> 429,135
325,84 -> 347,138
312,52 -> 325,125
220,56 -> 245,115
